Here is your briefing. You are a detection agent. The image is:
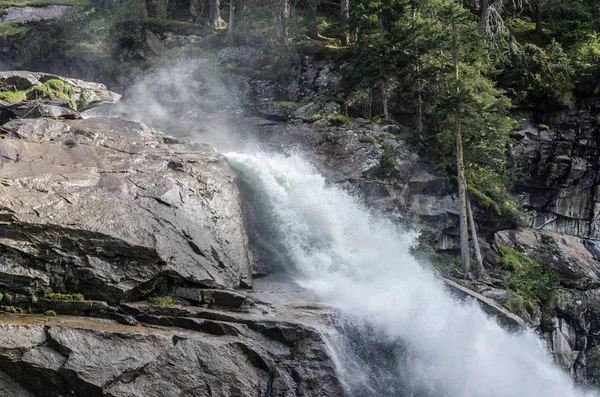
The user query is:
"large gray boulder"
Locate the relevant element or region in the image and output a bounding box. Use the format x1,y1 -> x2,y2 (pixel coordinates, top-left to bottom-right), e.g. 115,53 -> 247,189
0,116 -> 253,302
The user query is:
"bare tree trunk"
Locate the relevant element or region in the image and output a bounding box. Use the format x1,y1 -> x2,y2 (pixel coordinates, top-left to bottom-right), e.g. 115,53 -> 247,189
306,0 -> 319,40
456,123 -> 470,274
279,0 -> 290,43
340,0 -> 350,45
235,0 -> 244,24
416,94 -> 423,135
209,0 -> 222,29
453,42 -> 470,275
368,88 -> 372,120
479,0 -> 491,31
534,0 -> 542,33
466,196 -> 483,270
282,0 -> 290,18
156,0 -> 168,18
190,0 -> 206,22
227,0 -> 235,39
381,81 -> 389,120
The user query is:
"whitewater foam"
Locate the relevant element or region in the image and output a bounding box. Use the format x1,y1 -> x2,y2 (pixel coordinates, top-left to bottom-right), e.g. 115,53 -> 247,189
227,151 -> 596,397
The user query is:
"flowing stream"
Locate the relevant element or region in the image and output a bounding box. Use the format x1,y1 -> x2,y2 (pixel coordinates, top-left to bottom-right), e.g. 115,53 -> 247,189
227,150 -> 596,397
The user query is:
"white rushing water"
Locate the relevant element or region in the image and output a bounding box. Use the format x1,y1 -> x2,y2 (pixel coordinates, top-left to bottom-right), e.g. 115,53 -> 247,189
227,151 -> 597,397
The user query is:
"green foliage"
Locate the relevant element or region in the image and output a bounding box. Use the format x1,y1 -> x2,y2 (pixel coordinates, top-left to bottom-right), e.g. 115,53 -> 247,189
572,32 -> 600,94
305,111 -> 352,125
359,135 -> 376,144
3,292 -> 13,303
497,244 -> 563,305
0,22 -> 29,39
44,310 -> 58,317
326,112 -> 352,125
44,288 -> 85,301
273,101 -> 301,110
410,229 -> 461,273
342,0 -> 520,224
500,39 -> 575,108
2,306 -> 23,314
0,79 -> 76,108
26,80 -> 77,108
44,79 -> 75,96
147,296 -> 175,306
374,142 -> 398,178
0,90 -> 27,103
503,294 -> 529,319
466,165 -> 523,225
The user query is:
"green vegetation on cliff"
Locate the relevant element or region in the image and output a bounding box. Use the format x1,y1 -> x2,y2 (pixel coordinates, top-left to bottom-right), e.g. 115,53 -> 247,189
0,79 -> 77,109
44,287 -> 84,301
0,22 -> 29,38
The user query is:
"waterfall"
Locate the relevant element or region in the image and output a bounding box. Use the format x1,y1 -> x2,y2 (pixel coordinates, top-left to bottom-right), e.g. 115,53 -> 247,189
227,150 -> 597,397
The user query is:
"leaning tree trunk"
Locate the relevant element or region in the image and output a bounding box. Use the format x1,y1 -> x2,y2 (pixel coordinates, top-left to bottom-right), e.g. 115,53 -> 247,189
209,0 -> 222,29
340,0 -> 350,45
456,122 -> 470,274
466,195 -> 483,270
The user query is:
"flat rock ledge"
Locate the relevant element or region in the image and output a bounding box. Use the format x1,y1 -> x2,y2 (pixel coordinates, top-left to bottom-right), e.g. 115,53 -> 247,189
0,309 -> 341,397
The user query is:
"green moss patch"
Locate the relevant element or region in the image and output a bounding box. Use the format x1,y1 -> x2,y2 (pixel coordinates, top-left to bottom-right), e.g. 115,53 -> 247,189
0,21 -> 30,38
0,79 -> 77,108
1,292 -> 13,303
273,101 -> 302,110
0,90 -> 27,103
147,296 -> 175,306
2,306 -> 23,313
44,288 -> 84,301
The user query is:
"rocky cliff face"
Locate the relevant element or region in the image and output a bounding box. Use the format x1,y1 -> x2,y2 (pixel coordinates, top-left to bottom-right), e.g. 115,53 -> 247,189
0,72 -> 343,397
497,101 -> 600,383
